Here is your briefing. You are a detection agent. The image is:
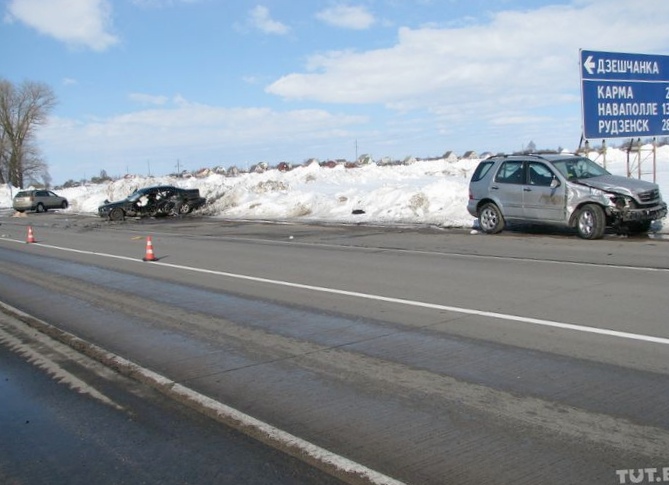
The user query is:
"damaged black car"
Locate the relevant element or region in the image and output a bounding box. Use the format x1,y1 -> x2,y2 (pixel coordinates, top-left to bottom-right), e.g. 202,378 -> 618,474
98,185 -> 207,221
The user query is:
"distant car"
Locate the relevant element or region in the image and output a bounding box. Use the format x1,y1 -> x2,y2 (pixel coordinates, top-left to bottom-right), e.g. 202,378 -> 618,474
13,189 -> 69,213
467,153 -> 667,239
98,185 -> 207,221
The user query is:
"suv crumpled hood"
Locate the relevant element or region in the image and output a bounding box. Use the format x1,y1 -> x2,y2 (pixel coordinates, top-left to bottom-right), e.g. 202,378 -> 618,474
574,174 -> 660,199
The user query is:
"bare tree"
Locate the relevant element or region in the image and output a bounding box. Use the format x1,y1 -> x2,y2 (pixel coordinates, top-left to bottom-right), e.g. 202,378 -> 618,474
0,124 -> 8,184
0,79 -> 57,188
21,137 -> 50,186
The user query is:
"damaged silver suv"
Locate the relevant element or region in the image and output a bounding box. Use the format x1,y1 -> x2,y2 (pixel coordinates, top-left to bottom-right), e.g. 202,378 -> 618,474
467,153 -> 667,239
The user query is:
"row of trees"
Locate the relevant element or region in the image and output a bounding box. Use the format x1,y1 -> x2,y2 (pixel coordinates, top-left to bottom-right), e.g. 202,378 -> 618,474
0,78 -> 57,188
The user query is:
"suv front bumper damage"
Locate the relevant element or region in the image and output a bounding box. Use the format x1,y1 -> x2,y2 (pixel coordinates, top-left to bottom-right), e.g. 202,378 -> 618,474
607,202 -> 667,223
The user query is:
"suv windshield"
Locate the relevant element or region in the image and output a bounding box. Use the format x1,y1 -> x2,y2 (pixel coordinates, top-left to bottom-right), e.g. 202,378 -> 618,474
551,157 -> 610,181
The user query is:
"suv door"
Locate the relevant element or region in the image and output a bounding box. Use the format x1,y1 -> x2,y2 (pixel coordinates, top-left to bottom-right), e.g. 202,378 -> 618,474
492,160 -> 525,218
45,191 -> 61,209
34,190 -> 50,209
522,162 -> 566,222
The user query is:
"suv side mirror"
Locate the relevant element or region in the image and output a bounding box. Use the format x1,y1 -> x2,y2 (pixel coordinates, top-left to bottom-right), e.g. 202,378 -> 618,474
550,177 -> 560,189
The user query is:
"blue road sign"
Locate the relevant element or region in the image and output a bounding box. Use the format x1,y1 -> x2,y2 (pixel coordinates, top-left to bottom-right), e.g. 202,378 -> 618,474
580,49 -> 669,139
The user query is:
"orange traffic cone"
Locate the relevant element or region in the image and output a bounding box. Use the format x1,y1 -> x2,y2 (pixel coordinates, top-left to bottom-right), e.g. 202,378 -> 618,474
142,236 -> 157,261
26,226 -> 36,244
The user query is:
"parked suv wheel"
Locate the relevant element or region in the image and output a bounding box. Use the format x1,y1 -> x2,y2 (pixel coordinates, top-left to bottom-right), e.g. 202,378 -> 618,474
478,202 -> 504,234
576,204 -> 605,239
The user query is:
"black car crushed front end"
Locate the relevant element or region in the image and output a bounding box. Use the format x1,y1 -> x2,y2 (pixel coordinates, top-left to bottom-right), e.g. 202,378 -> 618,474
98,185 -> 206,221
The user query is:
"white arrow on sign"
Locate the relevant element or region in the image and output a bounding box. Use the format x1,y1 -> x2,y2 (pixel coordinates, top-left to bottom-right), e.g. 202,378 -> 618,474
584,55 -> 595,75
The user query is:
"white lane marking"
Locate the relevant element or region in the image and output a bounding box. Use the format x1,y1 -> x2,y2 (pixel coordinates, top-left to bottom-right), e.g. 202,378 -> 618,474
5,238 -> 669,346
0,301 -> 405,485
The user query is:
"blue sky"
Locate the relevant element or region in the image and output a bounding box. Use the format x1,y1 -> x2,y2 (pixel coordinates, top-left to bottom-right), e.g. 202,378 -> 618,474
2,0 -> 668,184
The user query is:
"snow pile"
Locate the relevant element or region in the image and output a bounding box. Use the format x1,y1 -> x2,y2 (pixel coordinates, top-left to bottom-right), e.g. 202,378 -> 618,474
201,158 -> 477,227
1,146 -> 668,234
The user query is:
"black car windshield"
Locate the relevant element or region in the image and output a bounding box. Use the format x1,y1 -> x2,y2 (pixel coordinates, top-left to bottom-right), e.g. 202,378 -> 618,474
551,157 -> 610,181
127,191 -> 146,202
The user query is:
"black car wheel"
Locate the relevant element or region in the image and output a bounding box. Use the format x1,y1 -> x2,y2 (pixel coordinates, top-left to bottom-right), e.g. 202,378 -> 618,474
109,207 -> 125,222
178,202 -> 192,214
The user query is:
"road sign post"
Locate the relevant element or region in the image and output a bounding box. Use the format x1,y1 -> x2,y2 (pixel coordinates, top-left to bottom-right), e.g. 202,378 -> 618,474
580,49 -> 669,140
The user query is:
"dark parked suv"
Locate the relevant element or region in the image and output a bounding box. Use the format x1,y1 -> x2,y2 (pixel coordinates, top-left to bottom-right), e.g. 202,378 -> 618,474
467,153 -> 667,239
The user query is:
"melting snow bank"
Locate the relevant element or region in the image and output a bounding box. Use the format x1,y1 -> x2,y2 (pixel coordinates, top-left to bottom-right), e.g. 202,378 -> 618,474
1,148 -> 668,234
203,160 -> 476,227
1,158 -> 478,228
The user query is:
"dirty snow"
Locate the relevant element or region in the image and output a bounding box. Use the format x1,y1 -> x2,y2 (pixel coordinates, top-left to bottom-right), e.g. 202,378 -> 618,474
1,147 -> 668,234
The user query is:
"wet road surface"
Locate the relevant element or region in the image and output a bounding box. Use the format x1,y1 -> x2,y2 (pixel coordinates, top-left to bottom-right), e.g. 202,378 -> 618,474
0,309 -> 345,485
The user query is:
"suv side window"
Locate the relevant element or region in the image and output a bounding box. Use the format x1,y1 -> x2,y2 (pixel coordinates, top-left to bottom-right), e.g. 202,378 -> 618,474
471,161 -> 495,182
528,162 -> 557,187
495,161 -> 525,184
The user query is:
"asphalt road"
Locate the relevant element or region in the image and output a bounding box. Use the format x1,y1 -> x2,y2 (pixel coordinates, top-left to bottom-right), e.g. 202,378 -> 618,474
0,308 -> 345,485
1,211 -> 668,484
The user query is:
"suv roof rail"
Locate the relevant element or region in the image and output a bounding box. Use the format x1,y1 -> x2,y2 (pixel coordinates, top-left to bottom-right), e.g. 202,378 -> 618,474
495,153 -> 550,160
495,151 -> 576,161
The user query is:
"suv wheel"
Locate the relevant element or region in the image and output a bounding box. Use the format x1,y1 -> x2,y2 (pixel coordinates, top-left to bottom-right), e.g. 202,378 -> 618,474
478,202 -> 504,234
576,204 -> 605,239
35,203 -> 45,213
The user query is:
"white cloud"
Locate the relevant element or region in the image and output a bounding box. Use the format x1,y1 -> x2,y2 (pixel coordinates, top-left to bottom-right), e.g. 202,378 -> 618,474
243,75 -> 260,85
248,5 -> 289,35
129,93 -> 169,105
130,0 -> 199,7
316,4 -> 375,30
268,0 -> 669,117
6,0 -> 118,51
38,98 -> 366,166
